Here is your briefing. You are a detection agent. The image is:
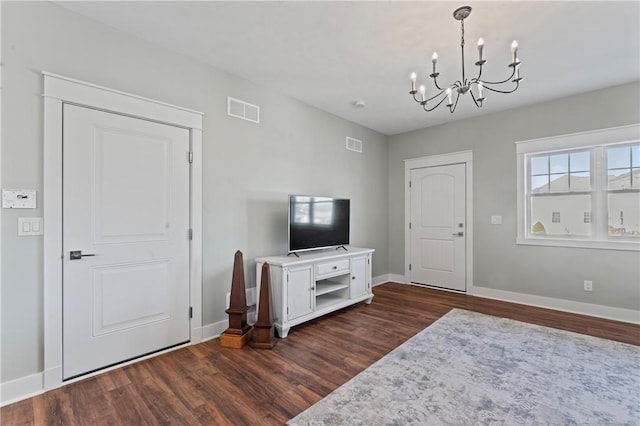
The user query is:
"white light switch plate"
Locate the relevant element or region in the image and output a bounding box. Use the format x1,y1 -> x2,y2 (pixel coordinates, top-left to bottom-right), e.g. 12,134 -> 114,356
18,217 -> 44,236
3,189 -> 37,208
491,215 -> 503,225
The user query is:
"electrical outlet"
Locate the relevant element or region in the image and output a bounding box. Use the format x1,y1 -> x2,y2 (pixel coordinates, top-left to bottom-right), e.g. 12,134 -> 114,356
584,280 -> 593,292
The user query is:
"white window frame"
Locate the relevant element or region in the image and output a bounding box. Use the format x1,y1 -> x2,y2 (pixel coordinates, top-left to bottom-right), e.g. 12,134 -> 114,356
516,124 -> 640,251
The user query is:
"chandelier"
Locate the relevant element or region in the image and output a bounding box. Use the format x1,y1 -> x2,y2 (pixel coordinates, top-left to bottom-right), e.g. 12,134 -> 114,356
409,6 -> 522,113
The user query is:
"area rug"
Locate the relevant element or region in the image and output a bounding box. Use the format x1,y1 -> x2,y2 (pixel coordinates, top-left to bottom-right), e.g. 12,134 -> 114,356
287,309 -> 640,425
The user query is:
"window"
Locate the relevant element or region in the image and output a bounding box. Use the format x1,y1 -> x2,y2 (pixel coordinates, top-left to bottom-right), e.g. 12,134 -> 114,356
516,125 -> 640,251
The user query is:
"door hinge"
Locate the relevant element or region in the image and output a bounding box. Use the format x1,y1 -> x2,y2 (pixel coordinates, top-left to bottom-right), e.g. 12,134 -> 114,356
409,222 -> 412,229
189,306 -> 193,319
409,264 -> 412,271
188,229 -> 193,240
188,151 -> 193,163
409,180 -> 412,188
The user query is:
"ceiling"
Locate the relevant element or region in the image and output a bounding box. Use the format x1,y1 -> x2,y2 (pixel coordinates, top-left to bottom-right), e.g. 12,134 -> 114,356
56,1 -> 640,136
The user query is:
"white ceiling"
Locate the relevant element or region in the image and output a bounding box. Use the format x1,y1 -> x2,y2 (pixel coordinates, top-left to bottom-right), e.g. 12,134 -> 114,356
56,1 -> 640,136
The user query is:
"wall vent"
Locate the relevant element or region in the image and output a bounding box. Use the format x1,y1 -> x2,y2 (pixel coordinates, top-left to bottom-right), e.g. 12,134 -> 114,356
227,97 -> 260,124
346,137 -> 363,153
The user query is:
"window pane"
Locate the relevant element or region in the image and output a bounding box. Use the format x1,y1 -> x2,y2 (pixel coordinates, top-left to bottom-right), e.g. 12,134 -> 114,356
633,168 -> 640,189
570,172 -> 590,191
570,151 -> 590,172
608,146 -> 630,169
530,194 -> 592,236
530,155 -> 548,175
608,192 -> 640,237
608,169 -> 632,190
531,175 -> 548,193
549,173 -> 568,192
632,145 -> 640,167
550,153 -> 568,173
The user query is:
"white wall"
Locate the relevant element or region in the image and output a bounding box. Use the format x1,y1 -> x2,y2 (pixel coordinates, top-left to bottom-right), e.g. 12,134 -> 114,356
388,82 -> 640,311
1,1 -> 389,383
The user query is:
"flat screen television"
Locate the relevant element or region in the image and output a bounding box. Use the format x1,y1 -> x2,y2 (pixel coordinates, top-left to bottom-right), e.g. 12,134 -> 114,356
288,195 -> 350,253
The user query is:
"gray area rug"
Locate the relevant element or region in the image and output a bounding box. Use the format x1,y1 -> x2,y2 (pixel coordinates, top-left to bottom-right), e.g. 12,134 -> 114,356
288,309 -> 640,425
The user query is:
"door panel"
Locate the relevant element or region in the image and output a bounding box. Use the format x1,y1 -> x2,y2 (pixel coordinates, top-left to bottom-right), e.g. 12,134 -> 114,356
410,163 -> 466,291
287,266 -> 314,320
63,104 -> 190,379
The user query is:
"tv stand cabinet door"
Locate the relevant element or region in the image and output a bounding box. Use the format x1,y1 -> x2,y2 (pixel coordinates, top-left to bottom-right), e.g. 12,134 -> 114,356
350,255 -> 368,299
286,265 -> 314,321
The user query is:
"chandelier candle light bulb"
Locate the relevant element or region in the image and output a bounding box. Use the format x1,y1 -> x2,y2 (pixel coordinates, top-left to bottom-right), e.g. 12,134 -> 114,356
407,6 -> 522,114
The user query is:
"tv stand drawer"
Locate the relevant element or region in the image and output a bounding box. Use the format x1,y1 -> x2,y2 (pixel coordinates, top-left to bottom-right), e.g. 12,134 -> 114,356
316,259 -> 350,278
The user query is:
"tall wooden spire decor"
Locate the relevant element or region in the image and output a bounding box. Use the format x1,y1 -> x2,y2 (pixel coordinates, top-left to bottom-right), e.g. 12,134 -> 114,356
250,262 -> 277,349
219,250 -> 252,348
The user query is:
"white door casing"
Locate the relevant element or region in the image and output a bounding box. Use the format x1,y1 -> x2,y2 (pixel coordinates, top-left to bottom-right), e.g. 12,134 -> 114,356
404,151 -> 473,293
44,73 -> 203,390
410,164 -> 466,291
62,105 -> 190,379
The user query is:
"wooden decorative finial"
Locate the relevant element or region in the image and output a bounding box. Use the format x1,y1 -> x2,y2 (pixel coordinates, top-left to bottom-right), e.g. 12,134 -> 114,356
250,262 -> 277,349
220,250 -> 252,348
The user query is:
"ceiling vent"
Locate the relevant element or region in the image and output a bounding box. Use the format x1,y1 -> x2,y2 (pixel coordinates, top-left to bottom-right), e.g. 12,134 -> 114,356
227,97 -> 260,124
346,137 -> 363,153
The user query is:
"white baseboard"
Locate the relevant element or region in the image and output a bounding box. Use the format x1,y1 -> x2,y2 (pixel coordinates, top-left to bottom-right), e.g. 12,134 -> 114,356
372,274 -> 405,286
1,372 -> 44,407
201,319 -> 229,342
201,309 -> 257,342
470,286 -> 640,325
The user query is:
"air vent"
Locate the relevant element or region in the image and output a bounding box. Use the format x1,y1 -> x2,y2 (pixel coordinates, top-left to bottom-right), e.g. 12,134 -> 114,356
346,137 -> 363,153
227,97 -> 260,124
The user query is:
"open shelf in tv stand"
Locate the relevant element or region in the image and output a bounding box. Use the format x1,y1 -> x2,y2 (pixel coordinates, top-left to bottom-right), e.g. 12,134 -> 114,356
255,247 -> 374,338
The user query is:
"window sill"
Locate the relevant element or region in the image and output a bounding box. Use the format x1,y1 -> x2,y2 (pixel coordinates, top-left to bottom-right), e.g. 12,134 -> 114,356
516,236 -> 640,251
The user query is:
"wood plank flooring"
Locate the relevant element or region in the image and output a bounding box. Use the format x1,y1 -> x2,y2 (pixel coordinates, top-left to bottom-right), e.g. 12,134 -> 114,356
2,282 -> 639,425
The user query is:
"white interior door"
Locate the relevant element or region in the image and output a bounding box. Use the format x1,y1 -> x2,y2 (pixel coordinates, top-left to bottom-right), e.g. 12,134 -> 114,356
62,104 -> 191,379
410,163 -> 466,291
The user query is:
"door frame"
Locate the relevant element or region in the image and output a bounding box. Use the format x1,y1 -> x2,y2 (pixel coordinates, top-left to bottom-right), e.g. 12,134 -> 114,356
404,150 -> 474,292
43,72 -> 203,390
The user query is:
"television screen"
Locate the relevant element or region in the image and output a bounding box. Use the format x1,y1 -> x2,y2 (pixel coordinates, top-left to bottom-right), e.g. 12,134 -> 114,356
288,195 -> 350,253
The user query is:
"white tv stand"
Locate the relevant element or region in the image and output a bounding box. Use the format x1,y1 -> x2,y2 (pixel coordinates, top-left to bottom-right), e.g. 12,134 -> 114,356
255,247 -> 374,338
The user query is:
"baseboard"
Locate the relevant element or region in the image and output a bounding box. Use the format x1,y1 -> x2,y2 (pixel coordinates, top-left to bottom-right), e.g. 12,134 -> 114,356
201,310 -> 257,342
470,286 -> 640,325
1,372 -> 44,407
372,274 -> 404,286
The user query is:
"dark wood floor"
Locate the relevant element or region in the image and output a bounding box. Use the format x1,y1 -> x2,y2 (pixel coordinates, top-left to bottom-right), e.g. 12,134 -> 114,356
2,282 -> 639,425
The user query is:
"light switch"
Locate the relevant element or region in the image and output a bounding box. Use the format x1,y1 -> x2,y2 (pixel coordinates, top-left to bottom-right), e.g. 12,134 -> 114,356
3,189 -> 37,208
491,215 -> 503,225
18,217 -> 43,236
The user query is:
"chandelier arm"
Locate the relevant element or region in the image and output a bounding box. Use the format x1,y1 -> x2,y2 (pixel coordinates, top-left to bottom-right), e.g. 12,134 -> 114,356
476,66 -> 516,85
425,88 -> 449,103
482,81 -> 520,94
432,76 -> 445,91
448,91 -> 462,113
423,94 -> 451,112
469,89 -> 481,108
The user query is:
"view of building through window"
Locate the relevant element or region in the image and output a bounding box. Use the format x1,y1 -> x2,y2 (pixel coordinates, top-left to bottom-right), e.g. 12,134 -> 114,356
528,144 -> 639,238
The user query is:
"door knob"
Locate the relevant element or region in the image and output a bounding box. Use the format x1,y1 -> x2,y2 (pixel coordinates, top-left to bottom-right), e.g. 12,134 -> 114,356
70,250 -> 96,260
